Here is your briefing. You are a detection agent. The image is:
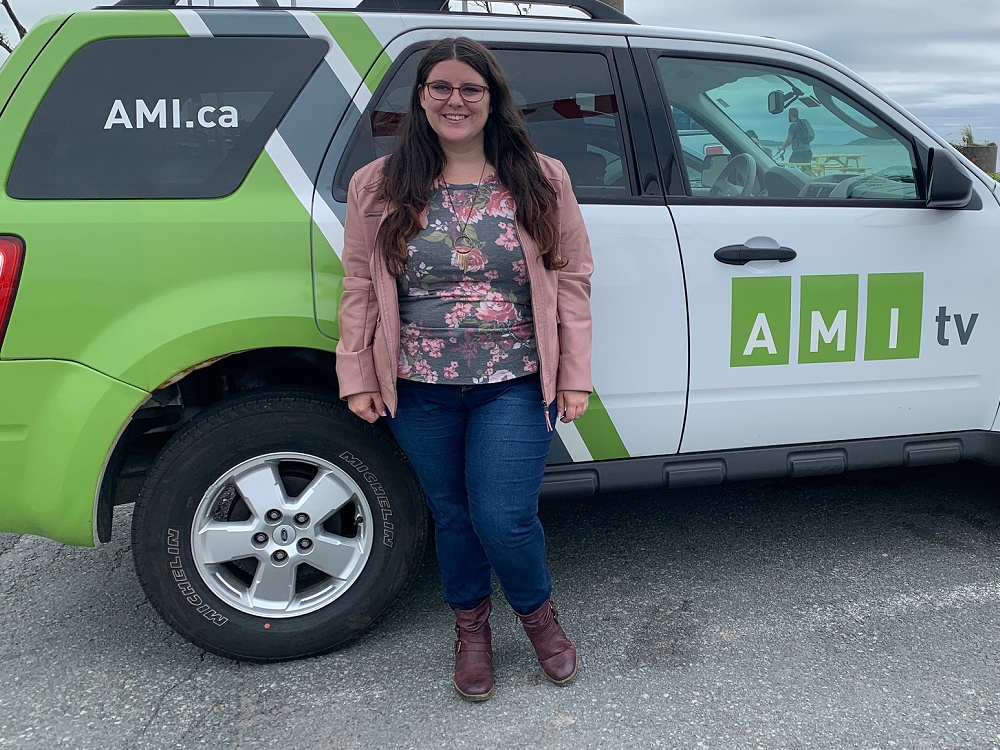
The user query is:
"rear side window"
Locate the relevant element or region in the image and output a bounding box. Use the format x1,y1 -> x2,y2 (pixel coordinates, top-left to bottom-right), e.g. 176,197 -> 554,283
334,46 -> 630,202
8,37 -> 327,200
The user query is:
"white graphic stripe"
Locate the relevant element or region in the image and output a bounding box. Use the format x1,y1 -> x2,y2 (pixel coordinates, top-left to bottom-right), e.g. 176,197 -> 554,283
265,132 -> 345,258
265,132 -> 315,216
358,14 -> 408,48
313,199 -> 345,259
555,420 -> 593,463
290,11 -> 372,109
170,9 -> 212,37
285,11 -> 355,256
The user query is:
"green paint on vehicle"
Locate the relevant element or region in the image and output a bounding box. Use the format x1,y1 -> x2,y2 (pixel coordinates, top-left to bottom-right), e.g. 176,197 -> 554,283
367,50 -> 393,90
798,274 -> 859,364
2,147 -> 333,391
57,10 -> 187,50
574,390 -> 629,460
864,272 -> 923,361
731,276 -> 791,367
0,10 -> 343,545
318,12 -> 390,86
0,360 -> 147,547
0,14 -> 71,119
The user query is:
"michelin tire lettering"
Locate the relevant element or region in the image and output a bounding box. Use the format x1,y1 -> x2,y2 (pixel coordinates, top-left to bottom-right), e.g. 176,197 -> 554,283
339,451 -> 394,548
166,528 -> 229,626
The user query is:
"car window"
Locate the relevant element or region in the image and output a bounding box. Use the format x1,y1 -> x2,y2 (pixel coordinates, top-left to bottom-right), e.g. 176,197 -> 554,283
657,56 -> 920,202
7,37 -> 327,200
672,109 -> 717,189
334,47 -> 630,202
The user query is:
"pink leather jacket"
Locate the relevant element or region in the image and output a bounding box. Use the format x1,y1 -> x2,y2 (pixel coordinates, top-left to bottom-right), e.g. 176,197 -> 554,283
335,153 -> 594,417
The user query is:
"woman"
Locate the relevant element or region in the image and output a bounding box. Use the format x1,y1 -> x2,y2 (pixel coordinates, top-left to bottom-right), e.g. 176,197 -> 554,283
336,36 -> 594,701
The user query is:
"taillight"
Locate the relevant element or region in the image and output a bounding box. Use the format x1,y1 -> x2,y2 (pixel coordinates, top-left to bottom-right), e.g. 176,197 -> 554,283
0,236 -> 25,348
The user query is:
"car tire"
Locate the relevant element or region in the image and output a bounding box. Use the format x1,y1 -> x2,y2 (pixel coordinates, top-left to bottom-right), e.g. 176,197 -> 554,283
131,388 -> 426,662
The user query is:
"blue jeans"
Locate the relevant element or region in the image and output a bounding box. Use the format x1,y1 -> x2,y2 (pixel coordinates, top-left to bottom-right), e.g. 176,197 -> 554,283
388,375 -> 556,615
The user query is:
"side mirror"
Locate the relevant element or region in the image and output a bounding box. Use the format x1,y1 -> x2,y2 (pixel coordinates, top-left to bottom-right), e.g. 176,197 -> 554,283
767,90 -> 784,115
926,147 -> 973,209
768,88 -> 800,115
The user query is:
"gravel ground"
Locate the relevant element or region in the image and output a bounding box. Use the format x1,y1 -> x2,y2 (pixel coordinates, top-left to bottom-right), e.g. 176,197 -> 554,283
2,462 -> 1000,750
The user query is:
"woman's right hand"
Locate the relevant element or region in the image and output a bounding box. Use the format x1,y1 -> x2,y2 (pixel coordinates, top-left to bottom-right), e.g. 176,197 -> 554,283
347,392 -> 387,424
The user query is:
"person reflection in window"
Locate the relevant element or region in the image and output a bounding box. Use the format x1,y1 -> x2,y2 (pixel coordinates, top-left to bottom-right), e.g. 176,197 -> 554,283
778,108 -> 813,173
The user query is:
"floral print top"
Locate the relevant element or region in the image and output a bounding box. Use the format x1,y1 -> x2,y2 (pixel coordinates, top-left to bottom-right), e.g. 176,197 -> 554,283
396,173 -> 539,384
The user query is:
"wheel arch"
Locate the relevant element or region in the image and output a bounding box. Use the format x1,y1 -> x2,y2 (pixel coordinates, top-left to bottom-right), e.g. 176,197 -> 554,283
96,346 -> 342,543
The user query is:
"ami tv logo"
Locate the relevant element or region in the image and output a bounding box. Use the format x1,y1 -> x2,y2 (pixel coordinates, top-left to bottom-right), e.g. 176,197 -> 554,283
730,273 -> 980,367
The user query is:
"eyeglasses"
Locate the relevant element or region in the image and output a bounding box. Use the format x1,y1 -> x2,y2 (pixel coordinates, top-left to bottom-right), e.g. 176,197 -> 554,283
423,80 -> 488,103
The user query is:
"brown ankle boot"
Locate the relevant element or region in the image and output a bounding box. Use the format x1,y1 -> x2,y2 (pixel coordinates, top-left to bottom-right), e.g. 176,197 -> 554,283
517,599 -> 578,685
453,597 -> 494,701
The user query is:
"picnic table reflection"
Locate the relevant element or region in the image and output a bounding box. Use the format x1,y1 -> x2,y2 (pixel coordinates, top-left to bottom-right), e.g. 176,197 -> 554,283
777,153 -> 871,176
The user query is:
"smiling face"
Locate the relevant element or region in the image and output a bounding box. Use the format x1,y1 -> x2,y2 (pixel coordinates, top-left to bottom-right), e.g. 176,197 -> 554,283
418,59 -> 491,154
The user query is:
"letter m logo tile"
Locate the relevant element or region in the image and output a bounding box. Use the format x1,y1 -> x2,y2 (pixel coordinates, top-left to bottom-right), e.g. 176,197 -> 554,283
798,275 -> 859,364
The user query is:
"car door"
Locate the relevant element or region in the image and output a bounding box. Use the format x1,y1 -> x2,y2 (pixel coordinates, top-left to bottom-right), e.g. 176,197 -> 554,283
631,39 -> 1000,453
313,27 -> 689,462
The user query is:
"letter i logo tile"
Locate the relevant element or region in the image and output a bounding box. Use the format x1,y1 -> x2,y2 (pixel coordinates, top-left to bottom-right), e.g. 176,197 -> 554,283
731,277 -> 791,367
864,273 -> 923,360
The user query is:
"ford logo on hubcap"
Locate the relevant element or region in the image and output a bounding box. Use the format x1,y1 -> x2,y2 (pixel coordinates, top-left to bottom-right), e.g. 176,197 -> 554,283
273,525 -> 296,546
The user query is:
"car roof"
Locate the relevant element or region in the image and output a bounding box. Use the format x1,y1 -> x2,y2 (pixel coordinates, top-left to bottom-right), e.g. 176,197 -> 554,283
91,3 -> 880,130
102,1 -> 835,64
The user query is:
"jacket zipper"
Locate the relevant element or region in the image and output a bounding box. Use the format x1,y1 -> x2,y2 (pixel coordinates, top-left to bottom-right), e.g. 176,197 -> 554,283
515,218 -> 554,432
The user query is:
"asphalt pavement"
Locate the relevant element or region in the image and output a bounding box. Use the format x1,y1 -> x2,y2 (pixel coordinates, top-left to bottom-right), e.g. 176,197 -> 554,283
2,462 -> 1000,750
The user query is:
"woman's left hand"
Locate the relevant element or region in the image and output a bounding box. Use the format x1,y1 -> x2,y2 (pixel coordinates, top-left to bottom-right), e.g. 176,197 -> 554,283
557,390 -> 590,423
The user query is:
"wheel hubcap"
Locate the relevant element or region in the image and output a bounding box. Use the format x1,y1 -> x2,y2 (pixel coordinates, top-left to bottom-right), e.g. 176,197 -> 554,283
190,452 -> 373,618
272,525 -> 296,545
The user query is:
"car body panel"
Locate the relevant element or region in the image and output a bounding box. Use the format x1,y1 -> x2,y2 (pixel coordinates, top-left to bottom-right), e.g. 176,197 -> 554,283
0,359 -> 146,546
312,26 -> 685,461
0,14 -> 70,119
672,198 -> 1000,452
0,11 -> 390,393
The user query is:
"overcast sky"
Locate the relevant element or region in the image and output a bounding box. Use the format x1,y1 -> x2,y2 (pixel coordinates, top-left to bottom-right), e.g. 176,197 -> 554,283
3,0 -> 998,143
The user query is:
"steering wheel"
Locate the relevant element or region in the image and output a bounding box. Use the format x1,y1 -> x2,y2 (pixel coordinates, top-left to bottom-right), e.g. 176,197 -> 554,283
708,153 -> 758,198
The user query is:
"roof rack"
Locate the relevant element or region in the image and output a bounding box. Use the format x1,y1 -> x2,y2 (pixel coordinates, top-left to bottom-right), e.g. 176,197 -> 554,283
113,0 -> 279,6
111,0 -> 636,24
355,0 -> 449,10
356,0 -> 634,23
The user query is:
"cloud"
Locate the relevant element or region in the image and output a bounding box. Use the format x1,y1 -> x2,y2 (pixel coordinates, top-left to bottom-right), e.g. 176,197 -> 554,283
627,0 -> 1000,143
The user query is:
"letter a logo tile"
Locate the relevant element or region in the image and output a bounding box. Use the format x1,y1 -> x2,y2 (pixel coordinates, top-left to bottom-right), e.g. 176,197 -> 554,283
731,277 -> 791,367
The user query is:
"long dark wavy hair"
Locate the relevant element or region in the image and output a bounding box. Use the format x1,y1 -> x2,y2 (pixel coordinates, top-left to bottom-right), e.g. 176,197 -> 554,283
375,37 -> 562,278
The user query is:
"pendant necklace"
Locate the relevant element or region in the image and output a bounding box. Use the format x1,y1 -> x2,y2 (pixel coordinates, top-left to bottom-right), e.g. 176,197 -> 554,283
440,161 -> 489,274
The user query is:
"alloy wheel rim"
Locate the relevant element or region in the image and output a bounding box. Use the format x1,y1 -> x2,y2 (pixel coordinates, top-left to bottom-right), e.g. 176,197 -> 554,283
190,452 -> 373,619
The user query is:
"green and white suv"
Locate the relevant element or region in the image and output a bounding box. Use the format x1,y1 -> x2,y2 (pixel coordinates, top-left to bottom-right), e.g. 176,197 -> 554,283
0,0 -> 996,661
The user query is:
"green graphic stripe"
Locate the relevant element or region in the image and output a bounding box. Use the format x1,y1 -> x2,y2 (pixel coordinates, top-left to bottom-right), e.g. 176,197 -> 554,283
367,50 -> 393,90
319,13 -> 390,84
575,390 -> 629,460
